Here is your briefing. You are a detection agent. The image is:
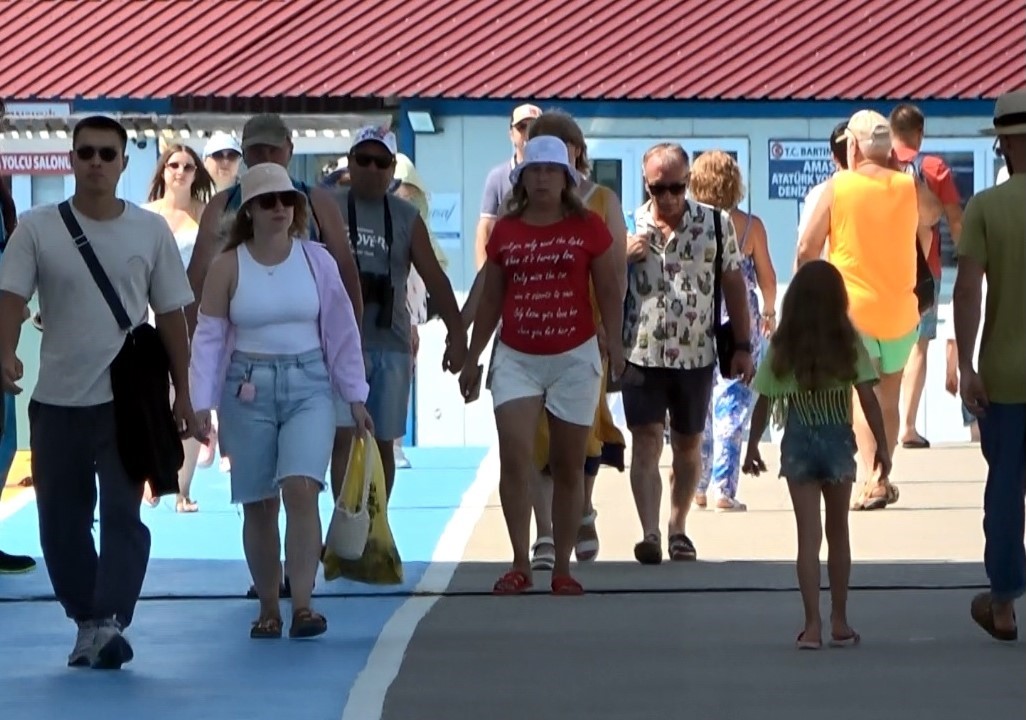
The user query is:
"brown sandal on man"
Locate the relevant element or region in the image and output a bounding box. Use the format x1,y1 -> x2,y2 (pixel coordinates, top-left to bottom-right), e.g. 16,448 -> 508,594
971,591 -> 1018,642
250,616 -> 283,640
289,608 -> 328,639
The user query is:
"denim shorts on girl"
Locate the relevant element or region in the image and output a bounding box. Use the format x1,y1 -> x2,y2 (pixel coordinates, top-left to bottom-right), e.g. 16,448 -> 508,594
218,350 -> 336,505
779,411 -> 857,485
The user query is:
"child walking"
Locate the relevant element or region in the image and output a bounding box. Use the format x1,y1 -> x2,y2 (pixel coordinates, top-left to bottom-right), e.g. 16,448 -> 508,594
742,260 -> 892,649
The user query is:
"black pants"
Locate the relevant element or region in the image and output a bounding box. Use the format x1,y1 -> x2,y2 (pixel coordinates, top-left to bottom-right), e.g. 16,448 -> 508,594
29,400 -> 151,628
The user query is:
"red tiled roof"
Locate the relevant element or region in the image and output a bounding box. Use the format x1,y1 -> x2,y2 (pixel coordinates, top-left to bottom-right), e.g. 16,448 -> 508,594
0,0 -> 1022,102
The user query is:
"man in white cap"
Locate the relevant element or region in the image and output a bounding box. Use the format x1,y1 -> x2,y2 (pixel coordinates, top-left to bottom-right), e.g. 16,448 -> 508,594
954,89 -> 1026,644
201,132 -> 242,191
474,103 -> 542,268
329,126 -> 466,502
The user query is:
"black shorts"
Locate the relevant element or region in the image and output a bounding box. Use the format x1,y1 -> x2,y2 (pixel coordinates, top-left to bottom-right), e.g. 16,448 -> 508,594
620,363 -> 714,436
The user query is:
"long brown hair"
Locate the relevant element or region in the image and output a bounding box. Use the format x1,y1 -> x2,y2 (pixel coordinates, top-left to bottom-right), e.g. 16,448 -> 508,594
770,260 -> 860,390
224,194 -> 310,251
147,144 -> 214,202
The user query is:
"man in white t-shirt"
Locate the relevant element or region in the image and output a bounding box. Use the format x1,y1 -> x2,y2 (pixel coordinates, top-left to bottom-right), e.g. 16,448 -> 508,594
796,122 -> 848,265
0,116 -> 197,670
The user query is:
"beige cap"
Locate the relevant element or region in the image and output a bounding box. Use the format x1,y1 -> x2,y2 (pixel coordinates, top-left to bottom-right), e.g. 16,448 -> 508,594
511,104 -> 542,126
239,163 -> 306,208
845,110 -> 892,154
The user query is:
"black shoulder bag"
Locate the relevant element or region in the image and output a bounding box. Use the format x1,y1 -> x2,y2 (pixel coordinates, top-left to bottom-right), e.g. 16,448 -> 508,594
57,201 -> 184,497
711,210 -> 738,378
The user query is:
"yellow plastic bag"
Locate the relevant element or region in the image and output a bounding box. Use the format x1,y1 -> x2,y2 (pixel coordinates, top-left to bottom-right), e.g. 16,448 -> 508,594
322,438 -> 404,585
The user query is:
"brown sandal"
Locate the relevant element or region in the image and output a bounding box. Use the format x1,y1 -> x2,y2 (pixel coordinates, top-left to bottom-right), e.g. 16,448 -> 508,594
852,479 -> 899,511
250,616 -> 283,639
289,608 -> 327,638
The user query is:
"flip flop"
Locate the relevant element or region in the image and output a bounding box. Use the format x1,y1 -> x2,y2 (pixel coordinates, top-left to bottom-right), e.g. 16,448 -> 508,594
575,511 -> 600,562
829,631 -> 861,648
796,631 -> 822,650
971,591 -> 1019,642
901,437 -> 930,449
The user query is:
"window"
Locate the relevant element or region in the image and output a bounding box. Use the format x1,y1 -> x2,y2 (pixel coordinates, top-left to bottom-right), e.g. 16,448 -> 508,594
591,158 -> 622,199
31,175 -> 65,207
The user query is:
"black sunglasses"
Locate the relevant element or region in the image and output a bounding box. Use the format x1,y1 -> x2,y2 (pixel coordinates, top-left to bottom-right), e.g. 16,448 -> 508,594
647,182 -> 688,197
352,153 -> 393,170
255,192 -> 298,210
211,150 -> 241,162
75,145 -> 119,162
166,161 -> 196,172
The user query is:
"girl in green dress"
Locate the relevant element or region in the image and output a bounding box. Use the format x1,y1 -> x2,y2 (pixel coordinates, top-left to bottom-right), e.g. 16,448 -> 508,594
743,260 -> 892,650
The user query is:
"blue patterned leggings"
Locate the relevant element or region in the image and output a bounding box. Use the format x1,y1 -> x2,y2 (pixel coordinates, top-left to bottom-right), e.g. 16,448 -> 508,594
699,374 -> 757,499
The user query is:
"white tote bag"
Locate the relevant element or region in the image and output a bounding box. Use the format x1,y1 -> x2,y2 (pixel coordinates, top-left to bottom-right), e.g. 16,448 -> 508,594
325,440 -> 373,561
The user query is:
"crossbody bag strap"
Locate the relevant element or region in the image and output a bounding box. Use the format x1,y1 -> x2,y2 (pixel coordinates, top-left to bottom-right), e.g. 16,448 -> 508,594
711,207 -> 724,324
57,200 -> 133,332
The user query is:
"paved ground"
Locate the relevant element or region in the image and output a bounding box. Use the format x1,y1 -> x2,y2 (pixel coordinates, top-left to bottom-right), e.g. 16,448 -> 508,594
380,442 -> 1025,720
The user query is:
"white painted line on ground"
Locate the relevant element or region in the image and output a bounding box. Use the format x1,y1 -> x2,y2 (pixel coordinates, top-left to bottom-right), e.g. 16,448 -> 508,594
0,488 -> 34,522
340,445 -> 499,720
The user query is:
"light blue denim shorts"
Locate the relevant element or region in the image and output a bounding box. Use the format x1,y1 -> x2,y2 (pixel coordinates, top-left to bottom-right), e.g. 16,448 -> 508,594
219,349 -> 336,505
333,348 -> 412,441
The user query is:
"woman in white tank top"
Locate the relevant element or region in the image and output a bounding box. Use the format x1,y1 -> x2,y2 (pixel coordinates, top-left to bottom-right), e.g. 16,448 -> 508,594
190,164 -> 370,640
142,144 -> 214,512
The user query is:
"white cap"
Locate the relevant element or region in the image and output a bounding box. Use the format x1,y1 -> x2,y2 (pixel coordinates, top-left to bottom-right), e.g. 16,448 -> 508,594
510,136 -> 578,186
203,132 -> 242,158
351,126 -> 398,155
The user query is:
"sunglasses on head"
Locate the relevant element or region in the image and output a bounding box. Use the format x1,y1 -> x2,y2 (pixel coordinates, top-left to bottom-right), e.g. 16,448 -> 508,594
255,192 -> 298,210
166,161 -> 196,172
352,153 -> 393,170
75,146 -> 119,163
647,181 -> 688,197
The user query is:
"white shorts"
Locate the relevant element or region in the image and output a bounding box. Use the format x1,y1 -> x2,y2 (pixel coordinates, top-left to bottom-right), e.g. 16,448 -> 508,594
490,337 -> 603,427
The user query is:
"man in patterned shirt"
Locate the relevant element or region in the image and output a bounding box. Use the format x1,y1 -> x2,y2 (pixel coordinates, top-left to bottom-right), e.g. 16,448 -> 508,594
620,143 -> 754,565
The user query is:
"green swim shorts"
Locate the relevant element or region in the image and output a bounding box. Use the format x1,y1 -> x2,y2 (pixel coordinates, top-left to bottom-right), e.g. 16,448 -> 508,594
860,326 -> 919,375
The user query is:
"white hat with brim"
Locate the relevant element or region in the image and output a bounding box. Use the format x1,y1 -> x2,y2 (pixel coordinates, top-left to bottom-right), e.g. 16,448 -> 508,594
510,135 -> 579,187
981,90 -> 1026,136
240,163 -> 307,208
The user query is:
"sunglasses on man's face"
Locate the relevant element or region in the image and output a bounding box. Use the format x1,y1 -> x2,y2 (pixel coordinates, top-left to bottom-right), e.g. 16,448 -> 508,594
255,192 -> 298,210
166,161 -> 196,173
512,121 -> 533,133
75,146 -> 119,163
352,153 -> 393,170
211,150 -> 241,162
647,181 -> 688,197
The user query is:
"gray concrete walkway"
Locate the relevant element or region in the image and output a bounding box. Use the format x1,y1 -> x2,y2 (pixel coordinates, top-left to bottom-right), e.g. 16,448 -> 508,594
381,443 -> 1024,720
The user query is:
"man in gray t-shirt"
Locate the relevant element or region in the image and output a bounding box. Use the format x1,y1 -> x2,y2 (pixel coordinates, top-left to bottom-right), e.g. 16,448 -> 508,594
473,103 -> 541,269
331,126 -> 466,500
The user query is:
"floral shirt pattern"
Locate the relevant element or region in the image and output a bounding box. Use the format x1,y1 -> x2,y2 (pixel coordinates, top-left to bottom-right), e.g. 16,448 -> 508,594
622,200 -> 742,369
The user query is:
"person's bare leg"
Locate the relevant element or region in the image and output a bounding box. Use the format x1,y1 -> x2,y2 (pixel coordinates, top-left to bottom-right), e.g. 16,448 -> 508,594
582,474 -> 597,516
628,424 -> 664,538
495,397 -> 546,576
280,477 -> 322,613
667,430 -> 702,536
852,366 -> 903,504
899,337 -> 930,445
242,498 -> 282,622
823,481 -> 856,639
788,481 -> 824,644
531,470 -> 554,542
547,413 -> 590,579
376,438 -> 397,501
330,427 -> 354,500
176,438 -> 202,512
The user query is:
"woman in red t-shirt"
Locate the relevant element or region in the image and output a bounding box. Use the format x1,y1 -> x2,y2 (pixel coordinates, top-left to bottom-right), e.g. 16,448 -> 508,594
459,136 -> 625,596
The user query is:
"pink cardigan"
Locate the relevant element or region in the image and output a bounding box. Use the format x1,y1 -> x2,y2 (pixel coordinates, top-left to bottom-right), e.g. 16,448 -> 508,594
190,239 -> 369,411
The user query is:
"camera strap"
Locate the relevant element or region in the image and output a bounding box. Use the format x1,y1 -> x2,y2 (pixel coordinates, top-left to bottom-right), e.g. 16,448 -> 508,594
347,190 -> 393,276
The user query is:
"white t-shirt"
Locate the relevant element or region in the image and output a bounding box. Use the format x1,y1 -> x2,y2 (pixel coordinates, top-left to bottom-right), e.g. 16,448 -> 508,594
0,201 -> 194,406
798,180 -> 831,259
940,281 -> 988,365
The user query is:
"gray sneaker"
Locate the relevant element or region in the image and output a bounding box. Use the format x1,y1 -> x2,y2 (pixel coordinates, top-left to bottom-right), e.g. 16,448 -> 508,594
90,619 -> 134,670
68,621 -> 96,667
